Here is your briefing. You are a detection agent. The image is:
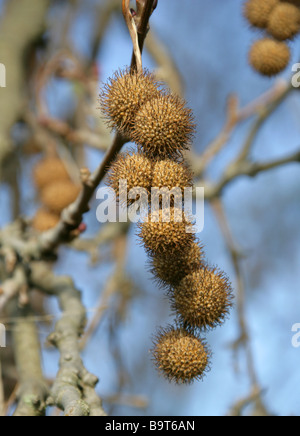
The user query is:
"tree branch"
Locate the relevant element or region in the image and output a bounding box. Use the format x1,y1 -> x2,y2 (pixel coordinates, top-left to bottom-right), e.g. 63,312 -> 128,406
203,148 -> 300,200
0,0 -> 49,177
12,307 -> 48,416
31,0 -> 157,256
29,262 -> 106,416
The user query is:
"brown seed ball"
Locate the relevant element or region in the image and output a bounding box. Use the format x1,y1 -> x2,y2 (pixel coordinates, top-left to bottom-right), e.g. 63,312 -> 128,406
244,0 -> 279,28
152,327 -> 210,384
149,242 -> 204,287
172,266 -> 233,330
41,180 -> 81,214
151,160 -> 194,208
268,3 -> 300,40
152,159 -> 193,192
249,38 -> 290,76
100,68 -> 162,133
138,207 -> 195,255
32,209 -> 60,232
33,157 -> 70,191
132,94 -> 195,159
107,152 -> 153,206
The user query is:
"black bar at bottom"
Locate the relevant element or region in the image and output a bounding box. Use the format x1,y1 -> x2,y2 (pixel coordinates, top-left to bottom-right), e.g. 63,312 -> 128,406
96,417 -> 207,431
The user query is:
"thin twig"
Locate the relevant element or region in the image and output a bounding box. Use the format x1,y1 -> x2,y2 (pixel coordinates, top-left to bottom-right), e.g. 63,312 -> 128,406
211,197 -> 270,416
202,148 -> 300,200
193,80 -> 293,177
123,0 -> 142,73
235,82 -> 293,164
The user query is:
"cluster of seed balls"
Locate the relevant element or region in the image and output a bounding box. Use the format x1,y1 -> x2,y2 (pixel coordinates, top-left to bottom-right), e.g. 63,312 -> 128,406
32,156 -> 81,232
245,0 -> 300,76
100,68 -> 233,384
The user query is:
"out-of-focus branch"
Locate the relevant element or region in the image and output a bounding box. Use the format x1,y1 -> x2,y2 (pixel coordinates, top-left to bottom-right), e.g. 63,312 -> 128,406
71,221 -> 131,264
12,307 -> 48,416
90,0 -> 121,63
29,262 -> 106,416
80,232 -> 129,350
190,80 -> 299,201
192,80 -> 293,178
203,148 -> 300,200
145,30 -> 184,96
211,198 -> 271,416
0,266 -> 28,312
229,387 -> 264,417
0,0 -> 49,177
37,116 -> 111,151
235,83 -> 293,165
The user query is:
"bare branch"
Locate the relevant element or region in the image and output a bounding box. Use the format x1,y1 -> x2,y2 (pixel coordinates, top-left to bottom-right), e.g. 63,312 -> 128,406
202,148 -> 300,200
211,198 -> 271,416
12,308 -> 48,416
29,262 -> 106,416
0,266 -> 28,312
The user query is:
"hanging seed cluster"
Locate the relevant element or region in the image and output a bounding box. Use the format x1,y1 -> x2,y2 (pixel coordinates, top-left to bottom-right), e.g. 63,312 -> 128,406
32,156 -> 81,232
244,0 -> 300,76
100,68 -> 233,384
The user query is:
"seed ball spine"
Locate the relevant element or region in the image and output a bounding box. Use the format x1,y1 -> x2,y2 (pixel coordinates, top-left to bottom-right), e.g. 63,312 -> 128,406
138,207 -> 196,256
172,266 -> 234,330
106,151 -> 153,206
152,159 -> 194,191
131,93 -> 195,159
100,68 -> 162,134
152,326 -> 211,384
149,241 -> 204,288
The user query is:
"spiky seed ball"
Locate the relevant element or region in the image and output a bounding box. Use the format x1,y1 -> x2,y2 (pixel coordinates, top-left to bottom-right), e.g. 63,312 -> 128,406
152,159 -> 193,192
149,242 -> 204,287
33,157 -> 70,191
138,207 -> 195,255
172,266 -> 233,330
244,0 -> 279,28
100,68 -> 161,133
107,152 -> 153,206
268,3 -> 300,40
249,38 -> 290,76
32,208 -> 60,232
41,180 -> 81,214
131,94 -> 195,159
152,326 -> 210,384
